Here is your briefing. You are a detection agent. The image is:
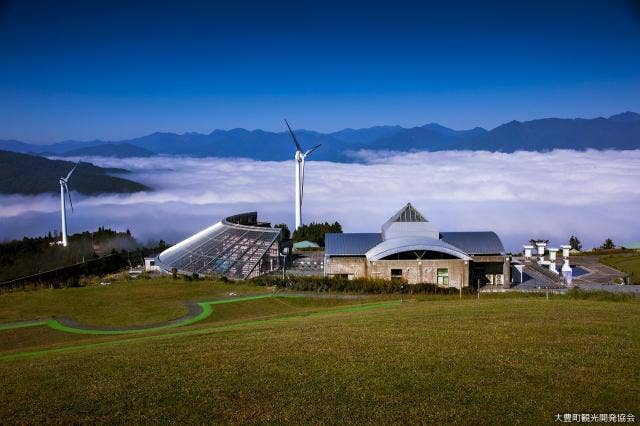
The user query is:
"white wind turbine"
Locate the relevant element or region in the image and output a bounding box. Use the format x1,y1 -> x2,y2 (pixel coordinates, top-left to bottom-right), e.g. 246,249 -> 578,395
285,119 -> 321,231
59,162 -> 79,247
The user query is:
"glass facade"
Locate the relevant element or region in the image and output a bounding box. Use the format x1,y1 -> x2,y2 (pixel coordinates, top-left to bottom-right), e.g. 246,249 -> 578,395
157,217 -> 281,280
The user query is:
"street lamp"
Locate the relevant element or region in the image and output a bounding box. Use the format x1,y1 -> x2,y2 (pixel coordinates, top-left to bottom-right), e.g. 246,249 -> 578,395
279,247 -> 290,280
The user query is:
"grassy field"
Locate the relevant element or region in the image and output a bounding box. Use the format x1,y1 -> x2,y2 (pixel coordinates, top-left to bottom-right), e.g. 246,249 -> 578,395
0,279 -> 639,424
601,253 -> 640,284
0,276 -> 265,326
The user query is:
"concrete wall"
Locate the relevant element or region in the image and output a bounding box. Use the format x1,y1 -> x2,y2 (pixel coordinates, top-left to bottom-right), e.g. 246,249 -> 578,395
370,259 -> 468,288
324,256 -> 368,279
325,256 -> 469,288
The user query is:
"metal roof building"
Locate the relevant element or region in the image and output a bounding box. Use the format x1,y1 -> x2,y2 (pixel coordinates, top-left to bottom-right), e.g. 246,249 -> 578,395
325,231 -> 505,257
324,203 -> 510,288
156,212 -> 281,280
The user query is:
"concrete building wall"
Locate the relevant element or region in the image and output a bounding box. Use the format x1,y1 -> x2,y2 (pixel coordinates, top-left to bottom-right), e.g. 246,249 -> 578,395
326,255 -> 511,289
324,256 -> 368,279
326,256 -> 469,288
370,259 -> 468,288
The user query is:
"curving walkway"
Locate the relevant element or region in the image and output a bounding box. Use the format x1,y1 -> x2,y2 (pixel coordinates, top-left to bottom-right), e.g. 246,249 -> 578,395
0,292 -> 377,335
0,295 -> 399,362
0,293 -> 302,335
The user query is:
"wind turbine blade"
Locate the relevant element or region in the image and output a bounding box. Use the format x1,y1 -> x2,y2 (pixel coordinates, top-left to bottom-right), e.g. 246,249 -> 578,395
65,161 -> 80,181
64,183 -> 74,212
304,144 -> 321,156
284,119 -> 302,152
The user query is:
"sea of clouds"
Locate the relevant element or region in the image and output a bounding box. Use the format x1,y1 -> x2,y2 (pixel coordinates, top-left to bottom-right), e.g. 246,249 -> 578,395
1,149 -> 639,252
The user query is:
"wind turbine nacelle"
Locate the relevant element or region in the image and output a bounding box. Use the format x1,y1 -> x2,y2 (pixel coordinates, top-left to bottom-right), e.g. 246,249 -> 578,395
295,151 -> 303,161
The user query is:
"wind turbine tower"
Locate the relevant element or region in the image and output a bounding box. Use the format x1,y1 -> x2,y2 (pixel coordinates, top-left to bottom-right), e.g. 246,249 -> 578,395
59,162 -> 79,247
285,120 -> 321,231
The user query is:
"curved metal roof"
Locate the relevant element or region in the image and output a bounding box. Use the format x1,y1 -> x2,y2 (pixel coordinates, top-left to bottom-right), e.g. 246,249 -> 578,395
365,237 -> 471,261
439,231 -> 505,255
157,213 -> 280,279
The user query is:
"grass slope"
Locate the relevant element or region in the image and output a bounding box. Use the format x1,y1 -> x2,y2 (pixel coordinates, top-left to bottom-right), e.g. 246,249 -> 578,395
0,278 -> 263,326
0,280 -> 638,423
601,253 -> 640,284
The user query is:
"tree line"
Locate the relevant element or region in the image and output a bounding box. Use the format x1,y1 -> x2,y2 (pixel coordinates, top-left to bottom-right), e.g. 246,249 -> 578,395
290,222 -> 343,247
0,228 -> 138,283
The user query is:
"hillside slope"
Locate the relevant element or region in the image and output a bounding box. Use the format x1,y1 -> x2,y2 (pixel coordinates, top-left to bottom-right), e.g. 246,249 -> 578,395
0,151 -> 150,195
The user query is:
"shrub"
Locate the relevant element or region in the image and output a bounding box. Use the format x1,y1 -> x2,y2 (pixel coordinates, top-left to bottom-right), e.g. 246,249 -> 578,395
249,275 -> 473,295
563,288 -> 636,302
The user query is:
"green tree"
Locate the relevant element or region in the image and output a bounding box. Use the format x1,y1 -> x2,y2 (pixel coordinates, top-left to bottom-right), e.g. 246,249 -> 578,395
569,235 -> 582,251
600,238 -> 615,250
274,223 -> 291,240
292,221 -> 342,246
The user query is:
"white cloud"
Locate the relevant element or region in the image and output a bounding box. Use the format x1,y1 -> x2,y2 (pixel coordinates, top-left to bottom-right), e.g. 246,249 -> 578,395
1,150 -> 639,251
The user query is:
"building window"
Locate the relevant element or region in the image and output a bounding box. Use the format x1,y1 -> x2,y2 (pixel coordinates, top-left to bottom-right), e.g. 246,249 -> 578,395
390,269 -> 403,280
149,260 -> 155,267
437,268 -> 449,286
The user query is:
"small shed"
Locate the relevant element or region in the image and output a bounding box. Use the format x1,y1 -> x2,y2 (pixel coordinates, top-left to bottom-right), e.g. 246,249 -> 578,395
144,257 -> 160,272
293,240 -> 320,250
621,242 -> 640,251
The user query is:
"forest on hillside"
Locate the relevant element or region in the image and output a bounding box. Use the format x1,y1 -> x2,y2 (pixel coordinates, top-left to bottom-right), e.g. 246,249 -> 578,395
0,228 -> 141,282
0,150 -> 150,195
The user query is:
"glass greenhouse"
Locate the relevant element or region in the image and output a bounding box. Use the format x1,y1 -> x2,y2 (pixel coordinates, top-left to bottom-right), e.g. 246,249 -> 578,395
156,212 -> 281,280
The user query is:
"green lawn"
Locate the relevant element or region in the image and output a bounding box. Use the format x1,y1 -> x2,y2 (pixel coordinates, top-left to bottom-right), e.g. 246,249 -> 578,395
0,276 -> 264,326
0,280 -> 639,424
601,253 -> 640,283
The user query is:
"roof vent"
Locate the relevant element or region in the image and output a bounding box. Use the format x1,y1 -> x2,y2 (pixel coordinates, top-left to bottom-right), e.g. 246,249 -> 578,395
381,203 -> 439,240
394,203 -> 427,222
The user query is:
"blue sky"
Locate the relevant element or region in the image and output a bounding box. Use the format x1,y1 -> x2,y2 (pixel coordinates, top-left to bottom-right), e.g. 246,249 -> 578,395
1,0 -> 640,142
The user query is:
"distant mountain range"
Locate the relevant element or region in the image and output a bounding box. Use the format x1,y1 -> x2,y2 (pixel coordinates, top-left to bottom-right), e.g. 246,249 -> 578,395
51,143 -> 155,158
1,112 -> 639,162
0,151 -> 150,195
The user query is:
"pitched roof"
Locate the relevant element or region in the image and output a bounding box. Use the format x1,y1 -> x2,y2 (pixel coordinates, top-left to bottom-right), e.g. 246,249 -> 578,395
293,240 -> 320,249
381,203 -> 439,240
325,233 -> 383,255
387,202 -> 428,223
